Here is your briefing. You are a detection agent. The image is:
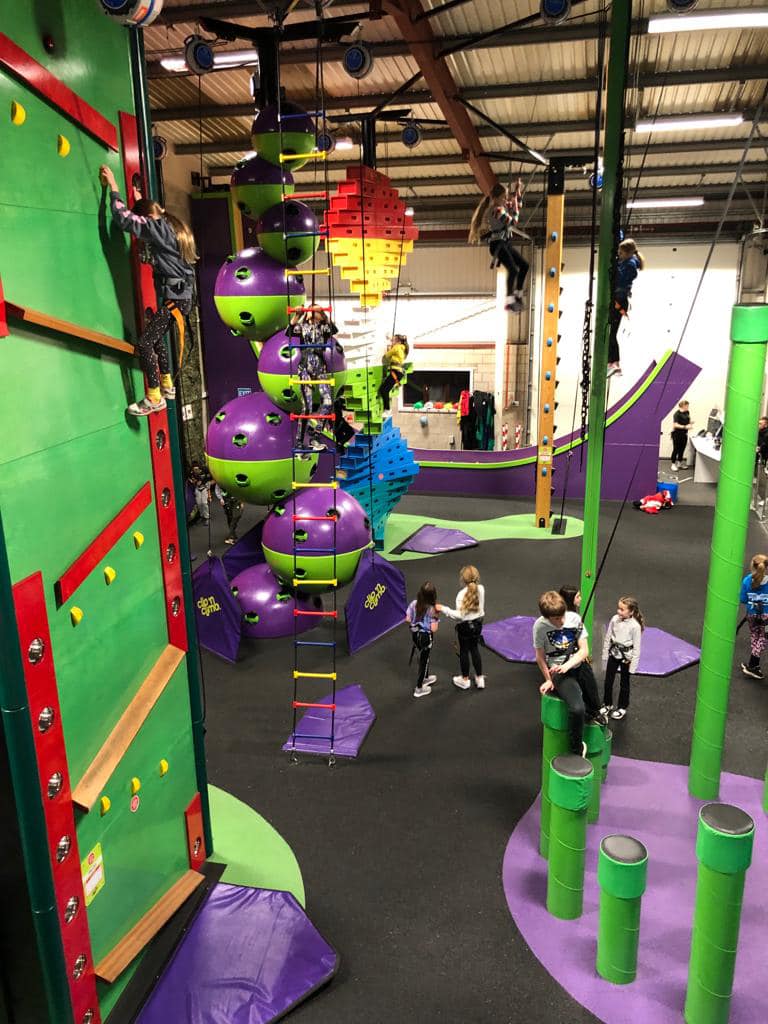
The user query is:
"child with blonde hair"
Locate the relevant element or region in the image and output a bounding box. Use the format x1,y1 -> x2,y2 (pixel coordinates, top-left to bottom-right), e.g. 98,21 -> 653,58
607,237 -> 645,378
438,565 -> 486,690
601,596 -> 645,721
740,554 -> 768,679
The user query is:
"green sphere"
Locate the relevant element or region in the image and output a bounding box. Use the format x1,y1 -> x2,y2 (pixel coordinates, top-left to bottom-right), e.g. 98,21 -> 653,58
207,454 -> 318,506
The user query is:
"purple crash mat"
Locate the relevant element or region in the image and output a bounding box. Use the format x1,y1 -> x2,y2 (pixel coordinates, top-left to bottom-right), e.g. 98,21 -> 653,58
137,884 -> 338,1024
282,683 -> 375,757
483,618 -> 700,677
400,524 -> 478,554
503,758 -> 768,1024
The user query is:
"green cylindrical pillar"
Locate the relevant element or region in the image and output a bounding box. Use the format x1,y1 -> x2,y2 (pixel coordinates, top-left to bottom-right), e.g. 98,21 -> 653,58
540,694 -> 571,858
684,803 -> 755,1024
689,305 -> 768,799
584,722 -> 605,823
596,834 -> 648,984
602,727 -> 613,782
547,754 -> 594,920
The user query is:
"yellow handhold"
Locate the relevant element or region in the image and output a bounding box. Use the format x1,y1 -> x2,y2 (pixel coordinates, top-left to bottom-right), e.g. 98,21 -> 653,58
57,134 -> 70,157
130,777 -> 141,795
99,796 -> 111,816
159,759 -> 169,776
70,606 -> 83,626
11,101 -> 26,125
104,566 -> 116,585
133,531 -> 144,549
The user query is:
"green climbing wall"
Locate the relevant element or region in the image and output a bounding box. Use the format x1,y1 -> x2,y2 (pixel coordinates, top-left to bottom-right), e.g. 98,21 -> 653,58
0,6 -> 205,1022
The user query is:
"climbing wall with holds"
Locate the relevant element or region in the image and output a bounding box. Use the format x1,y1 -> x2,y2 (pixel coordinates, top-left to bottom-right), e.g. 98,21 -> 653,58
0,6 -> 208,1023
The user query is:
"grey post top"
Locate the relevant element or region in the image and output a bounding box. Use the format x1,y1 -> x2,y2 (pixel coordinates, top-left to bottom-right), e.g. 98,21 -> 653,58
552,754 -> 593,778
700,803 -> 754,836
601,835 -> 647,864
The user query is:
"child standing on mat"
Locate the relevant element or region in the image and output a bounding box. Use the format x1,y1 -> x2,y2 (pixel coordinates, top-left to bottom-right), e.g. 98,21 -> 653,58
438,565 -> 486,690
406,582 -> 439,698
99,165 -> 197,416
601,596 -> 644,721
468,180 -> 528,313
533,591 -> 605,756
607,237 -> 645,378
214,484 -> 244,546
287,307 -> 339,451
740,553 -> 768,679
187,461 -> 212,526
378,334 -> 409,412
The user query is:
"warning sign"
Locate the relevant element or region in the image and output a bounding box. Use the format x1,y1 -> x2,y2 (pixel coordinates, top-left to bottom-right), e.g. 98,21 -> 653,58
81,843 -> 105,907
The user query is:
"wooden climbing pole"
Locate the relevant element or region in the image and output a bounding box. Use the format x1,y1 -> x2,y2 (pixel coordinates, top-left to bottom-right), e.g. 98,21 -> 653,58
535,160 -> 565,528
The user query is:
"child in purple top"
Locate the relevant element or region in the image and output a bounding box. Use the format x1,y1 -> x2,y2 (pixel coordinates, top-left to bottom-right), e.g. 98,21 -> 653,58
406,582 -> 440,699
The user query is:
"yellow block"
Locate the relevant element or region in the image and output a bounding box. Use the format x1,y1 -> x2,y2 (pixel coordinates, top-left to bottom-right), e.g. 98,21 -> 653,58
10,101 -> 26,125
159,759 -> 169,776
103,566 -> 117,585
70,606 -> 83,626
130,777 -> 141,795
57,134 -> 70,157
99,796 -> 111,816
133,531 -> 144,549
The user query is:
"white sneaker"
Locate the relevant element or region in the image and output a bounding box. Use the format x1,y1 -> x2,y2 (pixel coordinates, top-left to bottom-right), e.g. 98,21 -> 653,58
611,707 -> 627,720
127,396 -> 166,416
599,704 -> 613,717
671,462 -> 678,471
424,674 -> 437,686
452,675 -> 471,690
161,385 -> 176,400
413,685 -> 432,698
475,675 -> 486,689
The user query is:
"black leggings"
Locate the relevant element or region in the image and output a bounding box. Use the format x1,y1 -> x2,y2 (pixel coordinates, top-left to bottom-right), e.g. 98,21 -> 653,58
136,300 -> 190,388
456,619 -> 483,677
378,370 -> 403,411
671,430 -> 688,464
608,300 -> 626,364
603,656 -> 631,710
489,241 -> 529,296
411,631 -> 433,687
552,662 -> 601,754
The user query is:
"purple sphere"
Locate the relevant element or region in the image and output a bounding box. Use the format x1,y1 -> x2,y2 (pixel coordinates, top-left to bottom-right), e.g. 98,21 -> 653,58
259,327 -> 347,376
230,563 -> 321,639
262,488 -> 372,557
255,200 -> 319,266
213,248 -> 306,341
252,103 -> 315,136
230,156 -> 294,221
206,391 -> 294,461
251,104 -> 316,171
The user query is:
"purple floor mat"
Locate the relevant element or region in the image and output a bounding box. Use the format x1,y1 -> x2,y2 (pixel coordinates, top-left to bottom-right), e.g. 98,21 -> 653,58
400,524 -> 478,554
502,757 -> 767,1023
282,683 -> 375,757
137,884 -> 338,1024
484,618 -> 700,676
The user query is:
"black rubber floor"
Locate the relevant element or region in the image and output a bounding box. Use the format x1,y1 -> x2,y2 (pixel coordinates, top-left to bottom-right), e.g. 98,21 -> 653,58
189,491 -> 767,1024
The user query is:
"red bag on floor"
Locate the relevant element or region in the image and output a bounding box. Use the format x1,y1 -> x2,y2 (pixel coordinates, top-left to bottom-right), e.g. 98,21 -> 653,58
634,490 -> 674,515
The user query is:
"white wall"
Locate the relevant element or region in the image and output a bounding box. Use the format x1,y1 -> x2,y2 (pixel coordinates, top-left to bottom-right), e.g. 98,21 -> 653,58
533,241 -> 740,454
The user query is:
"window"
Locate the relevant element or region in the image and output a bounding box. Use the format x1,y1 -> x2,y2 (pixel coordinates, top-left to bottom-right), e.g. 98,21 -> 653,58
401,369 -> 472,409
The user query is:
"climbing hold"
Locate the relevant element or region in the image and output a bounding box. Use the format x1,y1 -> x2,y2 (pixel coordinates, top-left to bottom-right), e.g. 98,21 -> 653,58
70,607 -> 83,626
550,231 -> 558,242
103,566 -> 116,585
543,436 -> 549,445
547,303 -> 555,313
544,404 -> 551,414
541,467 -> 548,477
133,531 -> 144,549
549,267 -> 557,277
130,777 -> 141,795
10,101 -> 25,125
99,796 -> 111,816
159,759 -> 169,776
546,338 -> 553,347
545,371 -> 552,381
57,134 -> 70,157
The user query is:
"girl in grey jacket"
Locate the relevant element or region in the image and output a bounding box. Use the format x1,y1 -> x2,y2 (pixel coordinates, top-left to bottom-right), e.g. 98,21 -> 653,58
601,596 -> 644,720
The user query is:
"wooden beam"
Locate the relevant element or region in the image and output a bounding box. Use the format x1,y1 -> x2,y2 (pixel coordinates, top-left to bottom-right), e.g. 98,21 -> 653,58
95,870 -> 204,983
382,0 -> 497,195
5,302 -> 135,355
72,645 -> 185,811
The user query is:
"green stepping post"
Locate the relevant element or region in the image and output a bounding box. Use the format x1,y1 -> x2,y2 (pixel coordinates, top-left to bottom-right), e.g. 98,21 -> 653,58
596,835 -> 648,984
540,694 -> 571,858
547,754 -> 594,920
584,722 -> 605,823
689,304 -> 768,799
602,728 -> 613,782
684,803 -> 755,1024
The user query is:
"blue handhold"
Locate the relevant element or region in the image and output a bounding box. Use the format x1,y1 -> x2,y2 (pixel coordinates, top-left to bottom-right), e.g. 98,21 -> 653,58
545,371 -> 552,381
544,404 -> 550,413
543,435 -> 549,445
546,338 -> 553,347
549,267 -> 556,277
550,231 -> 558,241
548,303 -> 555,313
541,467 -> 548,477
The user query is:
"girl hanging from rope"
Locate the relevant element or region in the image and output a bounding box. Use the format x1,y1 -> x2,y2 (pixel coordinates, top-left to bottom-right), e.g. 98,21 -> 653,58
468,178 -> 529,313
607,237 -> 645,378
378,334 -> 409,412
287,306 -> 339,451
100,165 -> 197,416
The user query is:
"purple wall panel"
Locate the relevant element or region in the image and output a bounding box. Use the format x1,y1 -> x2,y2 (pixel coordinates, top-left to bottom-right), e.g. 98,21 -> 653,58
191,196 -> 261,418
410,353 -> 700,501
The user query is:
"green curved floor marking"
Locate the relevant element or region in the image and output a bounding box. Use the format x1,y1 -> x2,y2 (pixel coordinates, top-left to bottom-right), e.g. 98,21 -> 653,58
383,512 -> 584,562
416,350 -> 673,470
207,785 -> 305,905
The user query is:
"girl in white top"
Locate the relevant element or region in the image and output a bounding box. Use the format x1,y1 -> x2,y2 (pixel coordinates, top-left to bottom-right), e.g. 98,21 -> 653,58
438,565 -> 486,690
601,596 -> 644,721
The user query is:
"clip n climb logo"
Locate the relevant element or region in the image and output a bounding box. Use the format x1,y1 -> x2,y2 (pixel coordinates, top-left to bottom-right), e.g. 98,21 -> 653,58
197,595 -> 221,617
364,583 -> 386,610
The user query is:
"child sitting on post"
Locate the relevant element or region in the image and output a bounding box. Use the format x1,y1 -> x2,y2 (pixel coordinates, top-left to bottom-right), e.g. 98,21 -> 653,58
533,590 -> 605,757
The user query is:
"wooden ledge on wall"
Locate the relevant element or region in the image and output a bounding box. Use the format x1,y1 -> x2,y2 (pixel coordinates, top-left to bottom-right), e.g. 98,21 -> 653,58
72,645 -> 185,812
5,302 -> 135,356
95,870 -> 204,983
